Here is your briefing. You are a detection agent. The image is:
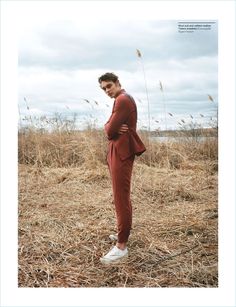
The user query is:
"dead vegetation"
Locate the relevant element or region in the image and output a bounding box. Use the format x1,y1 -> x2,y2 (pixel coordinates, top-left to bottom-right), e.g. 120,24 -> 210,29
18,130 -> 218,287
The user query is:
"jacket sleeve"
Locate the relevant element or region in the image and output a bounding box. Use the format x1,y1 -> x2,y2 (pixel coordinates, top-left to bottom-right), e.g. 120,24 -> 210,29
104,96 -> 131,140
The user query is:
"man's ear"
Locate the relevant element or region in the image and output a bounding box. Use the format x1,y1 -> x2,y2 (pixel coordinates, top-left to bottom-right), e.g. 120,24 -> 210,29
115,80 -> 121,87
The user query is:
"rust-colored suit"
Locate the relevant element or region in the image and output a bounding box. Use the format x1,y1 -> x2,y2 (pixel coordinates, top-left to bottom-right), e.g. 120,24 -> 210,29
105,90 -> 146,243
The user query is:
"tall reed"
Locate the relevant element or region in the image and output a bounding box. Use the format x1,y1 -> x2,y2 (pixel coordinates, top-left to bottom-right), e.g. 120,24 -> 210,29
136,49 -> 151,133
136,49 -> 152,165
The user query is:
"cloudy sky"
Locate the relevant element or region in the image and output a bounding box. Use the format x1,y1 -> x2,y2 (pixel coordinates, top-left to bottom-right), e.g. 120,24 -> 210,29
18,2 -> 218,131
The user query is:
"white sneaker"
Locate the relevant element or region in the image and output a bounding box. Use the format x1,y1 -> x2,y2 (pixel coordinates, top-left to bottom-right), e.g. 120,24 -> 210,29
109,234 -> 118,241
100,246 -> 128,264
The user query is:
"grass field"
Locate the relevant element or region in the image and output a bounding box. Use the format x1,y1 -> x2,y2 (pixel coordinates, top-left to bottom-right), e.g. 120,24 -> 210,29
18,129 -> 218,287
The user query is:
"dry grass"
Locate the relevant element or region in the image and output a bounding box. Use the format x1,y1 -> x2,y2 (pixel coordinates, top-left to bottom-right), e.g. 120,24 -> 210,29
18,130 -> 218,287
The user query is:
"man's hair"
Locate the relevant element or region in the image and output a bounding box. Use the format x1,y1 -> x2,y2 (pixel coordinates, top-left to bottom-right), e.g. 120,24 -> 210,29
98,72 -> 119,84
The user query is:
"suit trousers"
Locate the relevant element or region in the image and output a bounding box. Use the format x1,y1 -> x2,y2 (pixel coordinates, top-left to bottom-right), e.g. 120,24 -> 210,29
107,142 -> 135,243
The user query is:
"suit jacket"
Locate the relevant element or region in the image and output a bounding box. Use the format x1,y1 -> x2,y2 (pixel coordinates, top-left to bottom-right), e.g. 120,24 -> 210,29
105,90 -> 146,161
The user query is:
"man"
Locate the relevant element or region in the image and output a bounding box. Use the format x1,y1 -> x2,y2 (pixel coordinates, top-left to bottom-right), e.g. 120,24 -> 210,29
98,72 -> 146,264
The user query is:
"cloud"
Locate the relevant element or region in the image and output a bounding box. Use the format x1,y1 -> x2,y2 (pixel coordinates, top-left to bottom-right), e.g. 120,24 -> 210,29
18,19 -> 218,130
19,20 -> 217,69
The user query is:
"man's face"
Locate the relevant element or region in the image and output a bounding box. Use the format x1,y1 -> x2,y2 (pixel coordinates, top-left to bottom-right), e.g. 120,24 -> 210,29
100,80 -> 121,98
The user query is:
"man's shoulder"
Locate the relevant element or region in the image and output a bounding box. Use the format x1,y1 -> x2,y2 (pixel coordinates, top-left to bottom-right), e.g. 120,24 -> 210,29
115,94 -> 136,112
116,92 -> 135,104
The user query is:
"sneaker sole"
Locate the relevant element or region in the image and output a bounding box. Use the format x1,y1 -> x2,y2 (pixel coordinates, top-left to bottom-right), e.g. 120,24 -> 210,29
100,254 -> 128,265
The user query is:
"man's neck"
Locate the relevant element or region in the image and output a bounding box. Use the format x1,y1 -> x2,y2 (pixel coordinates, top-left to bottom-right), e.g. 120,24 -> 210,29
114,88 -> 125,98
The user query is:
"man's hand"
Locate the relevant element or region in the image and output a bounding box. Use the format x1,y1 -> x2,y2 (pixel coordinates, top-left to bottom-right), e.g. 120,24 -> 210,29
118,124 -> 129,135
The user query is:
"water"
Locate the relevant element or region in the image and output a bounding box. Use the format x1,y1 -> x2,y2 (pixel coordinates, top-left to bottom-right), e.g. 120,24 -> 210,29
150,136 -> 217,143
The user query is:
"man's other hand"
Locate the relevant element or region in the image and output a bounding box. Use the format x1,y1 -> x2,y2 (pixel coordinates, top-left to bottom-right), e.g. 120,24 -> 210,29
118,124 -> 129,135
